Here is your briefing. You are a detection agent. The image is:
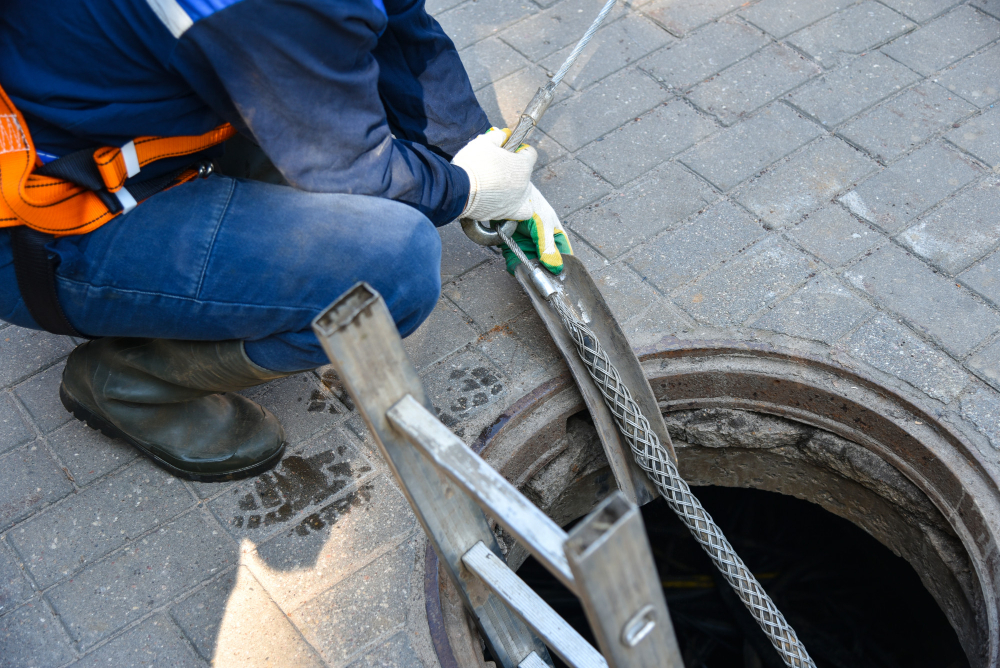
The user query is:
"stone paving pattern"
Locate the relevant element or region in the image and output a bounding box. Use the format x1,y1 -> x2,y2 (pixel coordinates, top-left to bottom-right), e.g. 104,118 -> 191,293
4,0 -> 1000,665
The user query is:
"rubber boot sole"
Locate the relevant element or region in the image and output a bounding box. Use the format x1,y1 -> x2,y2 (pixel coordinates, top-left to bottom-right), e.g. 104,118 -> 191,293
59,383 -> 285,483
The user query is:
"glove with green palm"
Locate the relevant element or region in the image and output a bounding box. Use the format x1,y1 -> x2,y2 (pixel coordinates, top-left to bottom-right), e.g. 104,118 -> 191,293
500,184 -> 573,275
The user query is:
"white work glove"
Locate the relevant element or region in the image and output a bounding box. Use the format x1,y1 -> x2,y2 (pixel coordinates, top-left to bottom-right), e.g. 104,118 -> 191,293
451,127 -> 537,222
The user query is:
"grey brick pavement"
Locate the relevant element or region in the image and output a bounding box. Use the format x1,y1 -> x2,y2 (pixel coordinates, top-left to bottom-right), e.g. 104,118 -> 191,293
4,0 -> 1000,666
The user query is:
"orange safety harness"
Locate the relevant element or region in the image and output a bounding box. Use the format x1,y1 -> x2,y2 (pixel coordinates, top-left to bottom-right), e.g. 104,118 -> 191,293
0,82 -> 234,236
0,81 -> 235,337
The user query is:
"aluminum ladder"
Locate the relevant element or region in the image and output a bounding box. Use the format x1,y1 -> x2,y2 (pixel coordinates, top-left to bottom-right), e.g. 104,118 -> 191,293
312,283 -> 683,668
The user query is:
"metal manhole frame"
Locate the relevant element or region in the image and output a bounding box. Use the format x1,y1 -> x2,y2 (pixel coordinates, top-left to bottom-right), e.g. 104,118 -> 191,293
426,335 -> 1000,668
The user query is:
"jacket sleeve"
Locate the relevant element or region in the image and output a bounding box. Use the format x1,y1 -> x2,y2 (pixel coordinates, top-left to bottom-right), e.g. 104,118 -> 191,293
169,0 -> 473,225
374,0 -> 491,160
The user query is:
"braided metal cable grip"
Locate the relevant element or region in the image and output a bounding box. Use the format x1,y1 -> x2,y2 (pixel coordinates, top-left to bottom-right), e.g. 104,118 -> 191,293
549,298 -> 817,668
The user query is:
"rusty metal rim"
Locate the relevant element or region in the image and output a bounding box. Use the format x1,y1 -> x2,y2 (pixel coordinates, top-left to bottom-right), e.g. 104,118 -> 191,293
427,336 -> 1000,668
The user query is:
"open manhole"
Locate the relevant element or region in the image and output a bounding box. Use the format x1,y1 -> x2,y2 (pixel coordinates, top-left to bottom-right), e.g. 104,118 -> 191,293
425,339 -> 1000,668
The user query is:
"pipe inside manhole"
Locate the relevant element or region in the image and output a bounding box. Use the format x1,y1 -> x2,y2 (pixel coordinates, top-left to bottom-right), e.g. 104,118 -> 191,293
428,339 -> 1000,668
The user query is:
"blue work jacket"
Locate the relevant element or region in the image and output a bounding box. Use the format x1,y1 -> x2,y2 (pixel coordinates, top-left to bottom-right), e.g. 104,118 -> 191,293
0,0 -> 489,225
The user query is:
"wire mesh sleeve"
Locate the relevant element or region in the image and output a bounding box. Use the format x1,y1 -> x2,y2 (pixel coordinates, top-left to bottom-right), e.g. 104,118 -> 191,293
551,300 -> 817,668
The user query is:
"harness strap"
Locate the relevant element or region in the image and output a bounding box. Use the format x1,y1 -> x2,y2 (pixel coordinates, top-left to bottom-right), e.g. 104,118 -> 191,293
10,226 -> 84,337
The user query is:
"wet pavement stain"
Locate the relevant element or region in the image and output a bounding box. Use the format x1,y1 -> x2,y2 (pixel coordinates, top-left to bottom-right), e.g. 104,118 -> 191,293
433,366 -> 506,437
229,446 -> 371,531
291,481 -> 374,537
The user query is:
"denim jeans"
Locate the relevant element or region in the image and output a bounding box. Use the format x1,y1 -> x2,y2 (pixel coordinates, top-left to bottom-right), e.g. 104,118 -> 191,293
0,175 -> 442,372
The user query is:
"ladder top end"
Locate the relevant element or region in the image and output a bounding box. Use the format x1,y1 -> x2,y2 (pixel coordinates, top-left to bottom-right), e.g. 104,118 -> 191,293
312,281 -> 381,337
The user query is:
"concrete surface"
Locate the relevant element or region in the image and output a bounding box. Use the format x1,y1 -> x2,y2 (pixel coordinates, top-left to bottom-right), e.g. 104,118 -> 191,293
3,0 -> 1000,665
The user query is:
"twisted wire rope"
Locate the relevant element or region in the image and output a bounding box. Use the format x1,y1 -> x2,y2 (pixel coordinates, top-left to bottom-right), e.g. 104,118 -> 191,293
549,298 -> 817,668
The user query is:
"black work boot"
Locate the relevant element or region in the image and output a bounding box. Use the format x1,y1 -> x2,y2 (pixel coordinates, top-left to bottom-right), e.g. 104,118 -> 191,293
60,338 -> 291,481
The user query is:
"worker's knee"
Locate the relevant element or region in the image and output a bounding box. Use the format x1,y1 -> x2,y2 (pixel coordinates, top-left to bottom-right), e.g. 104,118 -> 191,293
380,206 -> 441,337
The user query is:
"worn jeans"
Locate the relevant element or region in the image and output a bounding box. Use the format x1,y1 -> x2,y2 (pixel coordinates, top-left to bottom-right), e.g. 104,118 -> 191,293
0,175 -> 442,372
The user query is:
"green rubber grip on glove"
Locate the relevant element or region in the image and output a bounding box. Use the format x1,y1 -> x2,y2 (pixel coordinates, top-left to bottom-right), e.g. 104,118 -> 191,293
501,217 -> 573,276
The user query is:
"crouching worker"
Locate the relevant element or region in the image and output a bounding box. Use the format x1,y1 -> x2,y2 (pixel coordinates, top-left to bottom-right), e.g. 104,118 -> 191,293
0,0 -> 570,481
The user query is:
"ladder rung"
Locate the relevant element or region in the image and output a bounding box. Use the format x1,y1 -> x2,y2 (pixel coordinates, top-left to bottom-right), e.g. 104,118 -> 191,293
463,542 -> 608,668
388,395 -> 576,591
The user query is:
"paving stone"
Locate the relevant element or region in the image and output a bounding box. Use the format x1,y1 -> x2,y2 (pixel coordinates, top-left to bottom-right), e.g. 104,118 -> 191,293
247,373 -> 345,446
0,392 -> 33,456
786,52 -> 921,127
959,249 -> 1000,307
737,0 -> 847,39
533,158 -> 613,217
435,0 -> 536,50
679,103 -> 822,191
640,0 -> 746,36
638,18 -> 769,90
47,511 -> 238,650
843,245 -> 1000,356
845,314 -> 969,403
422,349 -> 508,430
881,6 -> 1000,77
0,444 -> 73,532
969,338 -> 1000,391
425,0 -> 464,15
577,101 -> 715,187
788,2 -> 916,70
474,65 -> 570,130
171,568 -> 323,667
839,142 -> 982,234
790,204 -> 882,266
0,599 -> 76,668
565,230 -> 610,271
946,106 -> 1000,167
751,274 -> 875,344
459,37 -> 530,92
737,136 -> 878,229
45,421 -> 137,488
539,15 -> 672,91
245,474 -> 415,614
959,383 -> 1000,449
688,44 -> 821,126
71,615 -> 205,668
477,309 -> 566,389
14,363 -> 71,435
621,300 -> 698,348
899,176 -> 1000,274
169,570 -> 238,660
570,160 -> 718,259
404,299 -> 477,371
289,541 -> 415,666
498,0 -> 625,61
0,327 -> 74,387
438,222 -> 494,284
11,459 -> 194,589
937,43 -> 1000,109
881,0 -> 962,23
539,67 -> 668,150
674,236 -> 820,325
630,199 -> 766,291
442,258 -> 533,330
591,263 -> 665,323
0,538 -> 33,616
975,0 -> 1000,21
345,631 -> 425,668
838,82 -> 977,162
209,427 -> 373,541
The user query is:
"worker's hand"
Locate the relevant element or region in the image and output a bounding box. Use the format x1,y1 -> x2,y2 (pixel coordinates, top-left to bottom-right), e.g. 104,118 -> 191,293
452,127 -> 537,222
501,184 -> 573,275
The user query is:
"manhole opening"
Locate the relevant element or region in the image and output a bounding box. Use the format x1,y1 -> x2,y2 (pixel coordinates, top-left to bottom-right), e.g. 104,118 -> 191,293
513,484 -> 968,668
